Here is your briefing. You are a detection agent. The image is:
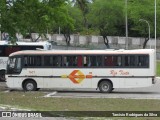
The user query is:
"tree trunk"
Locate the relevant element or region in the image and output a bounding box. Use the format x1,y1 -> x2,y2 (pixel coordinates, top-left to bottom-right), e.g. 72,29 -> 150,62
35,34 -> 41,42
29,32 -> 34,42
103,35 -> 110,49
83,13 -> 88,29
143,37 -> 149,49
64,33 -> 71,46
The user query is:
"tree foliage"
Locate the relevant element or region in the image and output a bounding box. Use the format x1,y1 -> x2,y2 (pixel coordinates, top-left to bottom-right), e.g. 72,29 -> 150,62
0,0 -> 74,42
1,0 -> 160,48
72,0 -> 93,29
88,0 -> 124,48
128,0 -> 160,48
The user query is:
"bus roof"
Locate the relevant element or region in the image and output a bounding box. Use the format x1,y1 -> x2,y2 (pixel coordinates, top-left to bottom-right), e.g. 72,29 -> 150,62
9,49 -> 155,57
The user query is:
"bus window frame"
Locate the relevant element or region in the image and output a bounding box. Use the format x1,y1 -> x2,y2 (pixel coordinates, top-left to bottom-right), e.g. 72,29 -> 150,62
103,55 -> 123,68
122,54 -> 149,68
19,54 -> 149,69
23,55 -> 43,68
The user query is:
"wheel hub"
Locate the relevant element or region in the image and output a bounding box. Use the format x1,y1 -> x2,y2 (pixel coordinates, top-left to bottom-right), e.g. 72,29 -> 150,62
26,83 -> 34,91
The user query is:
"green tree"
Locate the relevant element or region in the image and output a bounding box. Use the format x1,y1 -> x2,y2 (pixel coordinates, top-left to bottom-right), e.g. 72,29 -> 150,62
0,0 -> 18,42
0,0 -> 73,43
51,1 -> 74,46
66,2 -> 83,33
88,0 -> 124,48
128,0 -> 160,48
72,0 -> 92,29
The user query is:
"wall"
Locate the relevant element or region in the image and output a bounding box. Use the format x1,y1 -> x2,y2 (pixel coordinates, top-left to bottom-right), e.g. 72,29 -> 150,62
49,34 -> 159,50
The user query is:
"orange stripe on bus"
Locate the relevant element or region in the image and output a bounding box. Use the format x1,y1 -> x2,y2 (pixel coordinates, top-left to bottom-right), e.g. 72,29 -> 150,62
86,75 -> 92,78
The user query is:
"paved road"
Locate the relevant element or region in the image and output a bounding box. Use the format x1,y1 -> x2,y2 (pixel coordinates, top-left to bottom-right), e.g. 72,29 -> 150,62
43,78 -> 160,99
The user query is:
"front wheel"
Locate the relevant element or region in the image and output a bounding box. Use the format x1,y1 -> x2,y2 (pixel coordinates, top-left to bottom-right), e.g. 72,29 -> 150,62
23,80 -> 37,91
99,81 -> 113,93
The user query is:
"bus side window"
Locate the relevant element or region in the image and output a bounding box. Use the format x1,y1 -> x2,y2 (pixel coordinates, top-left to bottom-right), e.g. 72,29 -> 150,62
130,56 -> 136,66
138,56 -> 143,66
73,56 -> 78,66
0,46 -> 5,56
90,56 -> 97,67
68,56 -> 73,66
36,56 -> 42,66
83,56 -> 91,67
116,56 -> 122,66
137,55 -> 149,67
63,56 -> 68,67
125,56 -> 136,67
125,56 -> 129,66
63,56 -> 71,67
63,56 -> 77,67
104,56 -> 114,66
53,56 -> 62,67
44,56 -> 52,66
97,56 -> 102,67
26,56 -> 42,67
5,46 -> 21,56
24,56 -> 28,66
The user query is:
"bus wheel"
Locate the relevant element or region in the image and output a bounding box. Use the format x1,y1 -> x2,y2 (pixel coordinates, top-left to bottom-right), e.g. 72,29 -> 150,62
99,81 -> 113,93
23,80 -> 37,91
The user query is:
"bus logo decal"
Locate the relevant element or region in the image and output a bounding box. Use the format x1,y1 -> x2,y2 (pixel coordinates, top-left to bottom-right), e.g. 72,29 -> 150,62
61,70 -> 92,84
110,70 -> 129,76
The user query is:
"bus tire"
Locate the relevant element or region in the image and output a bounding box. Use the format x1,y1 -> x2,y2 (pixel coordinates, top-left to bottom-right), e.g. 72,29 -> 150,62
99,81 -> 113,93
23,80 -> 37,91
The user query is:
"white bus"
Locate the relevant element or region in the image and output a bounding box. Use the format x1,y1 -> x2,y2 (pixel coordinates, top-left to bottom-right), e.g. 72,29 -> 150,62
0,41 -> 52,81
6,49 -> 156,93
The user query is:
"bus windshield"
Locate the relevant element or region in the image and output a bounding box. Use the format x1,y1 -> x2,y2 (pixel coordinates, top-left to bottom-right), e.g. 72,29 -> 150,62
7,57 -> 22,74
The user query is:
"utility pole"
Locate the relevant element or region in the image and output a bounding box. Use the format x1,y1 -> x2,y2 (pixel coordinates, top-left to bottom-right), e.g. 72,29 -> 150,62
125,0 -> 128,49
155,0 -> 157,50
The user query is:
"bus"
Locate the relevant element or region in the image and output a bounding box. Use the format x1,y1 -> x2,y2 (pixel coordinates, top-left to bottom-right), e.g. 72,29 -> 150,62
6,49 -> 156,93
0,41 -> 52,81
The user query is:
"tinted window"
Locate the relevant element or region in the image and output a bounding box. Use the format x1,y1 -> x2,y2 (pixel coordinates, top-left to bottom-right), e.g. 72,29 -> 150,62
104,56 -> 122,67
83,56 -> 103,67
124,56 -> 136,67
63,56 -> 77,67
24,56 -> 42,67
137,55 -> 149,67
53,56 -> 62,67
0,45 -> 44,57
44,56 -> 53,66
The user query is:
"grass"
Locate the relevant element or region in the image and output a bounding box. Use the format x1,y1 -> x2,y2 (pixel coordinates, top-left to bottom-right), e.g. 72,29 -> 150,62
1,91 -> 160,119
0,91 -> 160,111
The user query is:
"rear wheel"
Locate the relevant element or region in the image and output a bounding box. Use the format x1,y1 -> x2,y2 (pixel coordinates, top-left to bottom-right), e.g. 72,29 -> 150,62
23,80 -> 37,91
99,81 -> 113,93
